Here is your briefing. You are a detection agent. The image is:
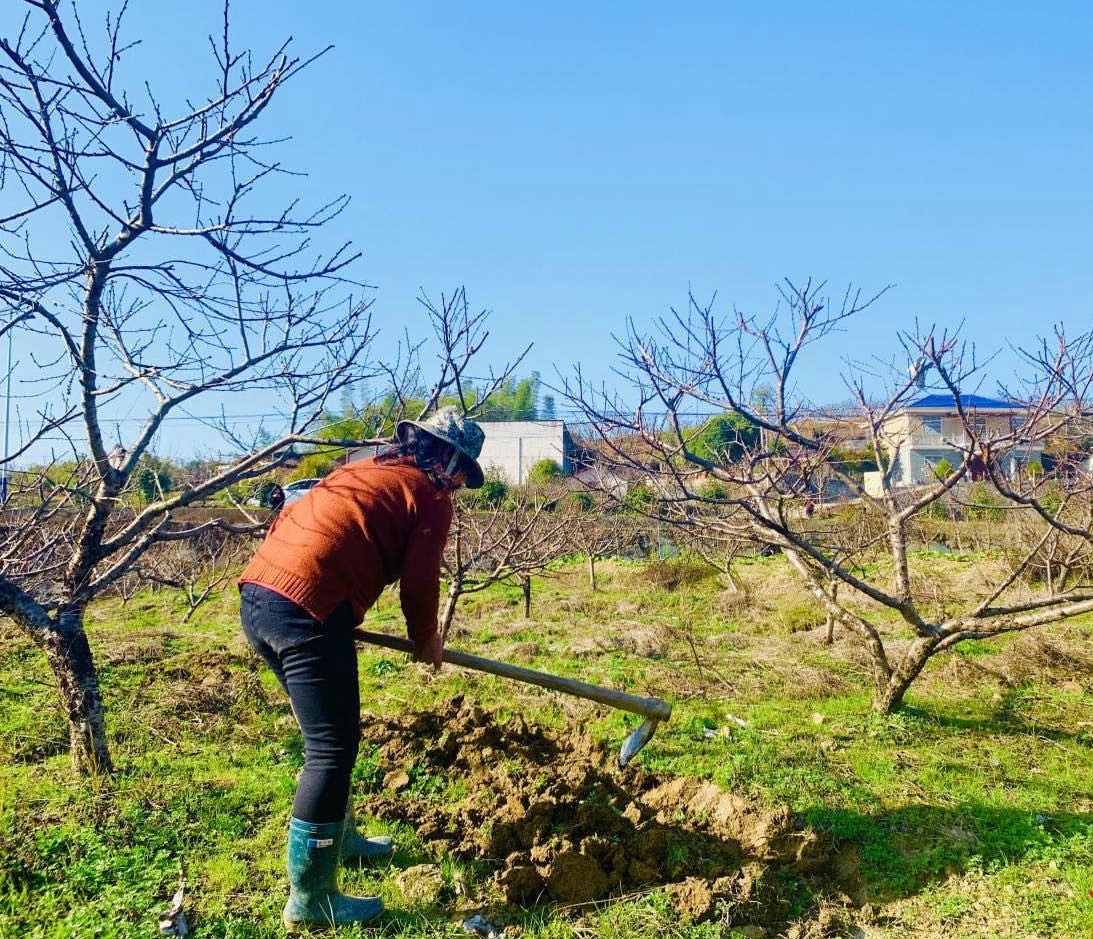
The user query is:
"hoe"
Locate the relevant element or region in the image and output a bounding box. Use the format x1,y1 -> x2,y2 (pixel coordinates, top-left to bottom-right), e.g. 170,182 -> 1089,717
354,628 -> 672,766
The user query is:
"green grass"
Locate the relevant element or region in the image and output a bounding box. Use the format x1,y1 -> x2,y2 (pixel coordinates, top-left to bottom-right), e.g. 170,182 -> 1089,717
1,555 -> 1091,937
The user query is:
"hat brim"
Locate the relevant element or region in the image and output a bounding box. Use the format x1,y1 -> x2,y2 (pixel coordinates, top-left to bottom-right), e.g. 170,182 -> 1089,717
458,458 -> 485,490
396,420 -> 485,489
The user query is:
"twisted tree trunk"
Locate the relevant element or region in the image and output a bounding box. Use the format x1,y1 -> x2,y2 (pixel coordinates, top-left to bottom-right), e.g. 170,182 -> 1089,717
873,636 -> 939,714
35,610 -> 112,774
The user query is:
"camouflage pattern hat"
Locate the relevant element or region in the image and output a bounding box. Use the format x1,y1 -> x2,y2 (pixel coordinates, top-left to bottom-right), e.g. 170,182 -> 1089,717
396,406 -> 485,488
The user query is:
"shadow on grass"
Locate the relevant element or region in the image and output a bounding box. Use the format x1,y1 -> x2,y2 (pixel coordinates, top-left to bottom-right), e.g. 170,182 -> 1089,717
900,701 -> 1090,745
803,801 -> 1092,902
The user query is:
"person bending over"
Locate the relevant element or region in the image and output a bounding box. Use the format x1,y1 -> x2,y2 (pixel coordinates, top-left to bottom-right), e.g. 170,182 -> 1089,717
238,407 -> 485,930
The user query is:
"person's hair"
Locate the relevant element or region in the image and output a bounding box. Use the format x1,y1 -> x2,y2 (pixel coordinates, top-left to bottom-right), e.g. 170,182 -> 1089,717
376,426 -> 460,491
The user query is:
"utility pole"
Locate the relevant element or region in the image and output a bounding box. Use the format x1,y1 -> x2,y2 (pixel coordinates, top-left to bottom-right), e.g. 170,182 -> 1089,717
2,328 -> 12,504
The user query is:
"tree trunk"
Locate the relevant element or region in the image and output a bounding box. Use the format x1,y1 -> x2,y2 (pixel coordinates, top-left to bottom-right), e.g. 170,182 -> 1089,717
37,610 -> 113,774
439,582 -> 460,642
824,581 -> 839,645
588,554 -> 597,592
522,576 -> 532,618
873,673 -> 913,714
872,636 -> 938,714
723,563 -> 740,594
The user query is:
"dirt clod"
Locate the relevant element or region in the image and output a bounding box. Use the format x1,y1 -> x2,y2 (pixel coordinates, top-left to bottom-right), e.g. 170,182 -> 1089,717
396,863 -> 444,904
359,697 -> 859,925
546,851 -> 609,904
498,861 -> 545,904
384,770 -> 411,792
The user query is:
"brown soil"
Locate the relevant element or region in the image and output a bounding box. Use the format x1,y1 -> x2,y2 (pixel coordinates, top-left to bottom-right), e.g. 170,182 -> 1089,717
359,697 -> 864,929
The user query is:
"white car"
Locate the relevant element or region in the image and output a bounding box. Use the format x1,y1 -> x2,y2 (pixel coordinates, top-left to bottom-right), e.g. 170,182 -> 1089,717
282,477 -> 323,505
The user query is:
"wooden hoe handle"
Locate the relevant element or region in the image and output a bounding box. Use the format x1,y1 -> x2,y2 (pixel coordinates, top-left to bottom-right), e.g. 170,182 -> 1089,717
353,628 -> 672,723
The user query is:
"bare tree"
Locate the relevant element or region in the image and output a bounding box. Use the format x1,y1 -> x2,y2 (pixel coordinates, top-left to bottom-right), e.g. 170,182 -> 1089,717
1004,493 -> 1093,597
0,1 -> 406,774
565,279 -> 1093,713
676,522 -> 752,595
546,491 -> 621,592
143,528 -> 252,622
440,491 -> 571,639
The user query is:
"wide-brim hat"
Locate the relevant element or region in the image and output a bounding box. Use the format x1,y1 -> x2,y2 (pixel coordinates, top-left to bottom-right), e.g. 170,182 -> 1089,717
396,406 -> 485,489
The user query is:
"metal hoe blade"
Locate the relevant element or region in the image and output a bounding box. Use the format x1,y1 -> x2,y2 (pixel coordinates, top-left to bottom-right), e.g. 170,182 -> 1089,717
619,719 -> 660,767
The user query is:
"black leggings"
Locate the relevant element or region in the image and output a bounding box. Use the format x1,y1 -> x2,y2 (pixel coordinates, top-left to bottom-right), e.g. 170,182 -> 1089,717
240,583 -> 360,823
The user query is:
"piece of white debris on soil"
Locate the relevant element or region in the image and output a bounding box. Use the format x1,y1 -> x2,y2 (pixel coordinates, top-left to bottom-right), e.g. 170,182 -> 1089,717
158,880 -> 189,937
462,914 -> 502,938
704,719 -> 744,739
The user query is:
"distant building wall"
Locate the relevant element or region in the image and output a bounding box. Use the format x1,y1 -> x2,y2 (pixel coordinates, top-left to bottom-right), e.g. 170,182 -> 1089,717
477,421 -> 574,485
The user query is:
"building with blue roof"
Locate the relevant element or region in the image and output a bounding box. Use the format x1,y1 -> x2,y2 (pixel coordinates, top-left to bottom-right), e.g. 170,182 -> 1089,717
870,393 -> 1043,491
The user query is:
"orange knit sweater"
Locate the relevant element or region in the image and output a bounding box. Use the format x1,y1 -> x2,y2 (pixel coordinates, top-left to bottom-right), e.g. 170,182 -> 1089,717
239,457 -> 453,642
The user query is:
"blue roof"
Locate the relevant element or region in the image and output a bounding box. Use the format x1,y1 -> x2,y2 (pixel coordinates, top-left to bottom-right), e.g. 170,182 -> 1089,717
907,394 -> 1023,411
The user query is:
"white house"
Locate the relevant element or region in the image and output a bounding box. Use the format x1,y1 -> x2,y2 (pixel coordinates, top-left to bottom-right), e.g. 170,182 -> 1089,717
476,420 -> 578,485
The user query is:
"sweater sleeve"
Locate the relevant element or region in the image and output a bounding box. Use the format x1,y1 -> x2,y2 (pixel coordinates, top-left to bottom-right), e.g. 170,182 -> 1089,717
399,493 -> 453,644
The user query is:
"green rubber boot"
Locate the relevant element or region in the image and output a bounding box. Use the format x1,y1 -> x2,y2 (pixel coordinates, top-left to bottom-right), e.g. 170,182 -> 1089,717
342,802 -> 394,864
283,817 -> 383,931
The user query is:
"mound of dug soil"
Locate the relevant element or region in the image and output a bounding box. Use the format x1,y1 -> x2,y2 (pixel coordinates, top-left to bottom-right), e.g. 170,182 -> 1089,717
359,697 -> 863,927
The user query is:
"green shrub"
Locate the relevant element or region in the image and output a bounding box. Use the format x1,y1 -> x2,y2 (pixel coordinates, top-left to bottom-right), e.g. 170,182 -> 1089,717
623,483 -> 655,514
294,449 -> 342,479
527,458 -> 563,486
462,471 -> 507,507
690,412 -> 759,464
566,490 -> 594,511
923,496 -> 954,520
966,483 -> 1004,521
829,444 -> 879,476
135,466 -> 172,503
1039,484 -> 1063,517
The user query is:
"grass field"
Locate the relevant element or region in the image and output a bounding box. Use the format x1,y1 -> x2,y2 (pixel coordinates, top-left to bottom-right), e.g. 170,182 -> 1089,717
1,555 -> 1091,938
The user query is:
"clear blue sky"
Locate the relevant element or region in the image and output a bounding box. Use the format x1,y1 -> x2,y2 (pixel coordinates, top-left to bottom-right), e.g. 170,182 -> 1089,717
6,1 -> 1093,455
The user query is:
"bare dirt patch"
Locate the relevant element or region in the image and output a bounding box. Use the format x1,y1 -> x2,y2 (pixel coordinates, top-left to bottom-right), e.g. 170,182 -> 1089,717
360,697 -> 863,930
150,650 -> 269,730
